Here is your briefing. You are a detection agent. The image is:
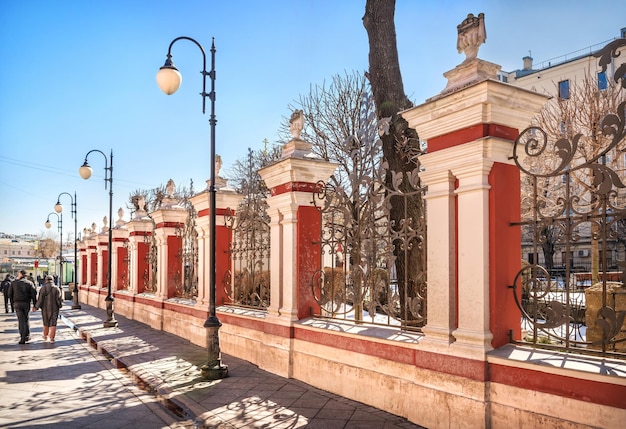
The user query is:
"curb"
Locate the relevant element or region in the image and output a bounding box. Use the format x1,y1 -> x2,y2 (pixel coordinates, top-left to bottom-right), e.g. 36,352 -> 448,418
60,312 -> 201,427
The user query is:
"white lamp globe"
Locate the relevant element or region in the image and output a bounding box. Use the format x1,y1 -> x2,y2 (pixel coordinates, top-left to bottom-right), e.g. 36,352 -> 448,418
156,66 -> 182,95
79,165 -> 93,180
54,202 -> 63,213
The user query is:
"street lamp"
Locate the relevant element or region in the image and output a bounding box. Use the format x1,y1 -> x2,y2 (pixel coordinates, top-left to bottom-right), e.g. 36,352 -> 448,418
157,36 -> 227,379
55,192 -> 81,309
45,212 -> 62,285
79,149 -> 118,328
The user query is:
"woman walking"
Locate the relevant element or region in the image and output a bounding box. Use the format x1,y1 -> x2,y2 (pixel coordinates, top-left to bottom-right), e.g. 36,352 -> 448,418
33,275 -> 63,343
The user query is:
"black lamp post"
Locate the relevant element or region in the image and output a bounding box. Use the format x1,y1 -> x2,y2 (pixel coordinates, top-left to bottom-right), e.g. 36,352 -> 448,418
157,36 -> 227,379
55,192 -> 81,309
44,212 -> 62,285
79,149 -> 118,328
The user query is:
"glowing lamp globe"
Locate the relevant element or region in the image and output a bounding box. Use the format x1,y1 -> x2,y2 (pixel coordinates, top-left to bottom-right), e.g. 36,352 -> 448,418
79,164 -> 93,180
156,62 -> 182,95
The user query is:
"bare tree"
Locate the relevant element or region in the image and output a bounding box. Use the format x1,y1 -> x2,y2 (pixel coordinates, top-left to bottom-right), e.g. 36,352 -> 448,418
127,179 -> 195,215
273,72 -> 386,321
226,143 -> 282,194
36,235 -> 59,259
363,0 -> 425,317
269,2 -> 425,321
526,71 -> 626,281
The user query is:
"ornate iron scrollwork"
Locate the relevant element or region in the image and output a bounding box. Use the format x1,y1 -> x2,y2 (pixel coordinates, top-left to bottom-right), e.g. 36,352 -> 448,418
223,149 -> 271,310
120,239 -> 130,290
311,99 -> 427,331
175,207 -> 199,299
511,39 -> 626,355
143,219 -> 158,293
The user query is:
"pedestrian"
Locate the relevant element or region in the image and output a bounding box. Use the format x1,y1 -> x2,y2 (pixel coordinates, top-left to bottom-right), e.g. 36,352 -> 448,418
33,275 -> 63,343
2,274 -> 15,313
27,272 -> 36,286
8,270 -> 37,344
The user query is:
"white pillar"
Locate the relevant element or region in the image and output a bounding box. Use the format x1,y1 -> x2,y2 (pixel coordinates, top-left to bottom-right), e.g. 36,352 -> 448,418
403,79 -> 549,359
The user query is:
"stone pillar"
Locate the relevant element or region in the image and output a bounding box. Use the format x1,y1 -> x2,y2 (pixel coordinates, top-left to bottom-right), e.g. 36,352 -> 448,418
402,71 -> 548,358
77,236 -> 88,307
111,212 -> 128,292
82,224 -> 99,307
191,180 -> 242,310
151,199 -> 186,300
417,166 -> 457,350
255,138 -> 336,377
259,139 -> 338,323
96,228 -> 109,292
127,213 -> 153,295
77,237 -> 88,287
85,228 -> 98,288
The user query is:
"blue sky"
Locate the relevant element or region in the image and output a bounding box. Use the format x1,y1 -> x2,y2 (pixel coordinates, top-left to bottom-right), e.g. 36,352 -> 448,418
0,0 -> 624,238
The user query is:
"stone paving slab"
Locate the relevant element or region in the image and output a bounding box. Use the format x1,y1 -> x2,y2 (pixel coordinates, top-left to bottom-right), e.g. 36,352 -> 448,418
60,305 -> 426,429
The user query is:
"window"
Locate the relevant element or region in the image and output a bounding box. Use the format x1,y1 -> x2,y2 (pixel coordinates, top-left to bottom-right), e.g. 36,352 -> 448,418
558,79 -> 570,99
598,72 -> 608,90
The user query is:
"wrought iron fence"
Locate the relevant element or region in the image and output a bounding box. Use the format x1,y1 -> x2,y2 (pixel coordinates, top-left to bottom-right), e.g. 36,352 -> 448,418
143,219 -> 158,293
175,206 -> 199,299
311,118 -> 427,332
511,38 -> 626,356
120,239 -> 130,290
223,151 -> 271,310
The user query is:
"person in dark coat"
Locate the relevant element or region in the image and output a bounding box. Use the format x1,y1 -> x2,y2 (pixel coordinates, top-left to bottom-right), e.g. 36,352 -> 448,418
2,274 -> 14,313
8,270 -> 37,344
33,275 -> 63,343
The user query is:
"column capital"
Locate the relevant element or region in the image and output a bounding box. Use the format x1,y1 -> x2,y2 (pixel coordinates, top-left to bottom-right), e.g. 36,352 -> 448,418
259,157 -> 337,195
151,208 -> 186,231
401,79 -> 549,146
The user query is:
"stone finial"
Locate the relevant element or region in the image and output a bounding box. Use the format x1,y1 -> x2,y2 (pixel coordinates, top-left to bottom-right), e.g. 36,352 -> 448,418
102,216 -> 109,232
457,13 -> 486,61
137,195 -> 146,212
132,194 -> 148,219
435,12 -> 500,98
282,109 -> 318,159
206,154 -> 228,190
215,154 -> 223,177
116,207 -> 126,228
166,179 -> 175,197
91,222 -> 97,233
289,109 -> 304,139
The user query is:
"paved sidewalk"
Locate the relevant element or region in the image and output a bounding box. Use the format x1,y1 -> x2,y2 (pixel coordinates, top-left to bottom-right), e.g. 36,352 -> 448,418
0,309 -> 179,428
10,303 -> 425,428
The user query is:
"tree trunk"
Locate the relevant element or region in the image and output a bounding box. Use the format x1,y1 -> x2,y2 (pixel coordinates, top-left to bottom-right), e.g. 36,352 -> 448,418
363,0 -> 425,322
540,226 -> 556,274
